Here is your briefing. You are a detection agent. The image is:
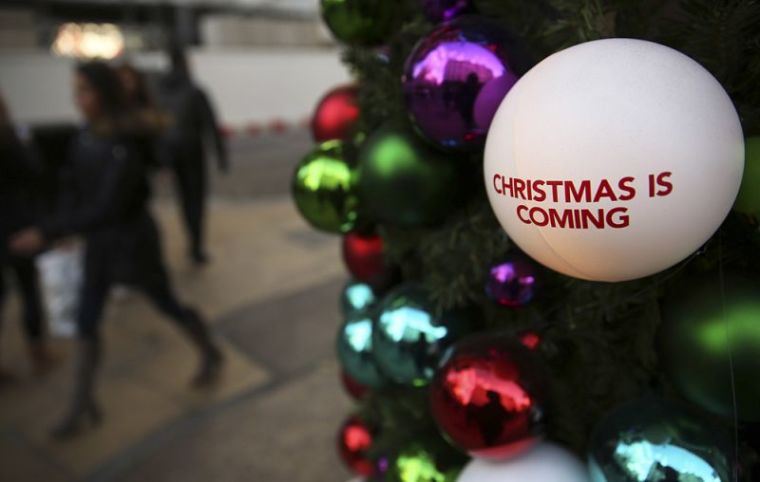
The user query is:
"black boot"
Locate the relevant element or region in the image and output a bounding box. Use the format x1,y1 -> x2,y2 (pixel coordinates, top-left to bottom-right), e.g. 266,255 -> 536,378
51,339 -> 102,440
179,309 -> 223,387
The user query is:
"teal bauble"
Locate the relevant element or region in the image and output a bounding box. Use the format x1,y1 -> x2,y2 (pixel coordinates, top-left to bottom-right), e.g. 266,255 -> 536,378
341,279 -> 378,317
320,0 -> 398,46
372,284 -> 471,386
661,273 -> 760,422
589,397 -> 733,482
357,124 -> 460,227
291,140 -> 359,234
337,312 -> 386,388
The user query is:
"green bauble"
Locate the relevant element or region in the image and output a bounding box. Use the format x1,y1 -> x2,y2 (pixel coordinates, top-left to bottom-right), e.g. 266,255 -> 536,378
291,140 -> 359,234
337,312 -> 386,388
341,279 -> 377,317
589,397 -> 733,482
390,447 -> 461,482
320,0 -> 397,46
358,124 -> 460,227
372,284 -> 471,386
733,136 -> 760,217
661,273 -> 760,422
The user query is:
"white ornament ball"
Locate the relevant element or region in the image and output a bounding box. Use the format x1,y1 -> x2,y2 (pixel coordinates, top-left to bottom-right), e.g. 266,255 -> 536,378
484,38 -> 744,282
457,442 -> 591,482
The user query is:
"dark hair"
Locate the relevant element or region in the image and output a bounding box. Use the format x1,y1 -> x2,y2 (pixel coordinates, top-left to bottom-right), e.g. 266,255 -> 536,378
76,61 -> 127,119
117,63 -> 154,109
168,45 -> 189,77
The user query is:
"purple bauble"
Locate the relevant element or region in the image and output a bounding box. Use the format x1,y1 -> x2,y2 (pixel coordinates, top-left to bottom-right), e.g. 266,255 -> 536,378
403,16 -> 529,151
485,258 -> 537,307
421,0 -> 472,22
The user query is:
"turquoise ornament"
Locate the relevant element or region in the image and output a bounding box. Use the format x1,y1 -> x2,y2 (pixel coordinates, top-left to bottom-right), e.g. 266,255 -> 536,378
372,284 -> 471,386
337,313 -> 386,388
589,397 -> 733,482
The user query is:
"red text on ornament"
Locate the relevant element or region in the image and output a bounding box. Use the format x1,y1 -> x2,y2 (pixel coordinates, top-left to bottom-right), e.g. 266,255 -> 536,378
492,175 -> 637,203
516,205 -> 630,229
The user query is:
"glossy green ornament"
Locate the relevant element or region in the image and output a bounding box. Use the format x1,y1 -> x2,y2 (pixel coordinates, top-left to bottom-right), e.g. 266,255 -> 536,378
341,279 -> 377,317
291,140 -> 359,234
734,136 -> 760,217
661,273 -> 760,422
337,312 -> 386,388
390,447 -> 461,482
372,284 -> 471,386
358,124 -> 460,227
589,397 -> 733,482
320,0 -> 397,46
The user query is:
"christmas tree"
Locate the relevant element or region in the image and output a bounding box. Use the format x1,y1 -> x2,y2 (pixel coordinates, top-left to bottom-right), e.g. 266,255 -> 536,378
295,1 -> 760,481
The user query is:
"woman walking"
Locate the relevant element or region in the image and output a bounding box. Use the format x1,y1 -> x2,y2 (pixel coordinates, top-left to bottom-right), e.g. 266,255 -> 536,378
10,62 -> 223,438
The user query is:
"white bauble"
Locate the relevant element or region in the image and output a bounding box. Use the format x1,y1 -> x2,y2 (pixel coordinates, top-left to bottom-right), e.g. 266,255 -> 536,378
457,442 -> 590,482
484,38 -> 744,282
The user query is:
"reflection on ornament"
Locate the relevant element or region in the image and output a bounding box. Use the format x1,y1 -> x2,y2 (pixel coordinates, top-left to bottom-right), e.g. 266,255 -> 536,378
403,16 -> 528,150
430,334 -> 547,460
391,447 -> 460,482
589,397 -> 732,482
291,140 -> 359,234
485,258 -> 537,307
337,313 -> 386,388
341,279 -> 377,317
373,285 -> 471,386
338,416 -> 377,477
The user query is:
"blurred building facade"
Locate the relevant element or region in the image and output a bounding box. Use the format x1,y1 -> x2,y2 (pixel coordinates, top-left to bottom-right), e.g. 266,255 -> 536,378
0,0 -> 348,127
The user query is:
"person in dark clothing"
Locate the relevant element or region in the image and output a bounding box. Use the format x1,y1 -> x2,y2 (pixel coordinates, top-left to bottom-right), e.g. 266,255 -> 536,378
10,62 -> 223,439
0,93 -> 53,378
158,47 -> 228,265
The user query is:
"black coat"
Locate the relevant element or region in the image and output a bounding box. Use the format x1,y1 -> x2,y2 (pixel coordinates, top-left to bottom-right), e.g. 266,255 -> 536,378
159,74 -> 227,171
0,128 -> 42,261
44,127 -> 166,286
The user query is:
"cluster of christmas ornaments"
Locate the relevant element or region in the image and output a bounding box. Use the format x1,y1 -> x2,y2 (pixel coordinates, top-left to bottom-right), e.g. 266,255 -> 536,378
306,2 -> 750,481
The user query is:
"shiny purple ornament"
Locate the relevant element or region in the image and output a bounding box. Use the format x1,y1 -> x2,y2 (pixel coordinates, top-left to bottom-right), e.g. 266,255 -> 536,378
421,0 -> 472,22
403,16 -> 528,151
486,258 -> 537,307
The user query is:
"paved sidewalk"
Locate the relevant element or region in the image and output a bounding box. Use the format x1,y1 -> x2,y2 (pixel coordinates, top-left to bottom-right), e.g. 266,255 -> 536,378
0,130 -> 355,482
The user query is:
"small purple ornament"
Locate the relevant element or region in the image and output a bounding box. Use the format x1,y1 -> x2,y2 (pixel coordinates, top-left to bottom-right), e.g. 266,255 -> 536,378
421,0 -> 472,23
486,258 -> 537,307
403,16 -> 529,151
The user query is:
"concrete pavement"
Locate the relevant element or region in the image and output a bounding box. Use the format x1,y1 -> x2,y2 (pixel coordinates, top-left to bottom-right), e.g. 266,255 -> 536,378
0,130 -> 355,482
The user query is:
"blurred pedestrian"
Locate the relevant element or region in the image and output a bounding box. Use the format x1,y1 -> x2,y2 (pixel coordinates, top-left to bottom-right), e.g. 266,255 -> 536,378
10,62 -> 223,439
0,93 -> 53,380
158,46 -> 228,265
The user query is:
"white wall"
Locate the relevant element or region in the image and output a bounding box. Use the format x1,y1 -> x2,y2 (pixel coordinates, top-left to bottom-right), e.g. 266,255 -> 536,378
0,48 -> 351,126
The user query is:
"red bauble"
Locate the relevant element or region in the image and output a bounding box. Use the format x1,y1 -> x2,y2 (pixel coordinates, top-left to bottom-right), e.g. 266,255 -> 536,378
342,232 -> 390,287
430,334 -> 547,460
341,370 -> 369,400
337,415 -> 376,477
312,85 -> 360,142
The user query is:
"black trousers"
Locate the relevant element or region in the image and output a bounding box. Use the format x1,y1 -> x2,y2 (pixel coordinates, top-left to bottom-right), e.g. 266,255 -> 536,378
76,274 -> 190,340
173,155 -> 207,255
0,256 -> 45,341
76,217 -> 194,340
